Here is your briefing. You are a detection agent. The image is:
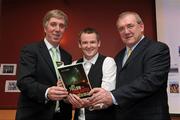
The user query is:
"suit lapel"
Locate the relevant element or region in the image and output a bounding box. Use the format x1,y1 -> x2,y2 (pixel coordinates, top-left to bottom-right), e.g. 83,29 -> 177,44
59,47 -> 70,65
38,41 -> 57,78
59,47 -> 66,64
122,38 -> 149,68
117,48 -> 126,73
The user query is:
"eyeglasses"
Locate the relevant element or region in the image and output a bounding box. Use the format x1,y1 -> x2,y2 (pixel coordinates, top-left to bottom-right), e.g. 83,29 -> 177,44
117,23 -> 140,33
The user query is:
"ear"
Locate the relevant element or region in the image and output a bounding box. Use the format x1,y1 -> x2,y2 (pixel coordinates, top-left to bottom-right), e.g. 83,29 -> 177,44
78,41 -> 82,48
44,27 -> 47,33
140,23 -> 144,32
98,40 -> 101,47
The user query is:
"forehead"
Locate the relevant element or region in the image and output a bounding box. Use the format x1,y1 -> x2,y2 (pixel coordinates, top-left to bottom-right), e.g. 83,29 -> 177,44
48,17 -> 65,24
117,14 -> 137,26
80,33 -> 97,41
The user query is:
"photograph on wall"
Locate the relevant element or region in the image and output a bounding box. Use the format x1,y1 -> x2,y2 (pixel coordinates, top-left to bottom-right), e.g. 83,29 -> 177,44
5,80 -> 20,92
0,64 -> 17,75
167,73 -> 180,114
169,81 -> 179,93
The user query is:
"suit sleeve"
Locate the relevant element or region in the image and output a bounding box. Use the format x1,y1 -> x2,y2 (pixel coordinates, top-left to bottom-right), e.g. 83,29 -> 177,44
112,42 -> 170,108
17,45 -> 49,104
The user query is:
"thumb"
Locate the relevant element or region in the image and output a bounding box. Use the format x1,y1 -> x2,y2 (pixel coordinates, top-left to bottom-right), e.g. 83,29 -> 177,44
89,88 -> 100,95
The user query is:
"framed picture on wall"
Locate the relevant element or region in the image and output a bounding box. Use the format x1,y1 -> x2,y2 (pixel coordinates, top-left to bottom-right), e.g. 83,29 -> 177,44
0,64 -> 17,75
5,80 -> 20,92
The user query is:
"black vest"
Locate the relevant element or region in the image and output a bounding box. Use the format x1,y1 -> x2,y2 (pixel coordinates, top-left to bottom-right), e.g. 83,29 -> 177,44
77,54 -> 105,88
75,54 -> 116,120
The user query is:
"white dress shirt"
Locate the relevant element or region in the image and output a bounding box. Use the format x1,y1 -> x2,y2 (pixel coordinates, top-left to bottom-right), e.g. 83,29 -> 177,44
73,53 -> 117,120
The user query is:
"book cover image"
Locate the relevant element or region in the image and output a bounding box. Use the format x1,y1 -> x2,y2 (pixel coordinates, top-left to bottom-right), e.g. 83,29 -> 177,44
58,63 -> 92,98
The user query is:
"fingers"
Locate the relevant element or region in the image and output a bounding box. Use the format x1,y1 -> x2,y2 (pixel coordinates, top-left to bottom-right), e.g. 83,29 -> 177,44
89,88 -> 105,102
47,86 -> 68,101
66,87 -> 113,109
68,94 -> 80,108
68,94 -> 87,108
89,88 -> 101,95
68,94 -> 80,107
89,88 -> 113,107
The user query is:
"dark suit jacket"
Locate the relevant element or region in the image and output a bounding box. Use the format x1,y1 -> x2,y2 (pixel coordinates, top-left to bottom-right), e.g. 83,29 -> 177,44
113,37 -> 171,120
16,41 -> 72,120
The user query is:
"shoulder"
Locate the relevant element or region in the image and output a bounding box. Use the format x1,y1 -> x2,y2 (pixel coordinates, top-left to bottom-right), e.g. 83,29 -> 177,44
145,38 -> 169,53
21,41 -> 43,52
104,56 -> 116,65
104,56 -> 115,61
154,41 -> 169,50
143,37 -> 169,49
102,56 -> 117,72
141,38 -> 170,62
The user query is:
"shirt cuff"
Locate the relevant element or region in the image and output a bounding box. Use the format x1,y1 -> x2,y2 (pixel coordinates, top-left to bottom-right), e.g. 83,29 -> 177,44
110,92 -> 118,105
45,88 -> 50,103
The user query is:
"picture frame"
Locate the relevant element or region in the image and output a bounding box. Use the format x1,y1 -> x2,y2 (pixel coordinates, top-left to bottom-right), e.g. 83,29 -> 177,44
5,80 -> 20,92
0,64 -> 17,75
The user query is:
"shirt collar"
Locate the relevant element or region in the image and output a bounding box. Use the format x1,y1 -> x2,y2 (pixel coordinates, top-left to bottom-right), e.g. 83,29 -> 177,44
126,35 -> 144,51
83,53 -> 99,65
44,38 -> 60,52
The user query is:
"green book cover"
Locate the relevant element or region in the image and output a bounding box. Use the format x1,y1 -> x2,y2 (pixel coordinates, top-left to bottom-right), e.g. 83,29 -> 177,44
58,63 -> 92,98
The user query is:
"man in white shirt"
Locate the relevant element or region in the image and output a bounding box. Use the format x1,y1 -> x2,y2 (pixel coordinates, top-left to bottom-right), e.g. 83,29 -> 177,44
68,27 -> 117,120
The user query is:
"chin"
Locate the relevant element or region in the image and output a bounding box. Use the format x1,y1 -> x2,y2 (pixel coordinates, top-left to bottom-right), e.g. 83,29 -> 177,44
53,39 -> 60,42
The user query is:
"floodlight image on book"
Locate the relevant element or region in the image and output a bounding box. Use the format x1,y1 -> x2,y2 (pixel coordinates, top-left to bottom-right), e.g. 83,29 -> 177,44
58,63 -> 92,98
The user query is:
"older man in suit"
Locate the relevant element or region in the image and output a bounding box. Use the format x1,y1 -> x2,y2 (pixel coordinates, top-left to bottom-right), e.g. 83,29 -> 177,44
16,9 -> 72,120
89,11 -> 171,120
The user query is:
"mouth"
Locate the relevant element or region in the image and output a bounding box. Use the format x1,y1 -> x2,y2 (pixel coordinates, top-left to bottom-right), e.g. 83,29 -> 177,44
54,34 -> 61,37
86,50 -> 95,55
125,35 -> 133,39
53,34 -> 61,39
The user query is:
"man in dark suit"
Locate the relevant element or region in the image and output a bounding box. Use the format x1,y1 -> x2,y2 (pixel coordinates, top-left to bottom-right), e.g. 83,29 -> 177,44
89,11 -> 171,120
16,9 -> 72,120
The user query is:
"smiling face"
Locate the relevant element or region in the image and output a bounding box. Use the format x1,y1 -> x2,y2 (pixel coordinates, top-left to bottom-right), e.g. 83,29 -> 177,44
78,32 -> 100,60
116,13 -> 144,48
44,17 -> 66,47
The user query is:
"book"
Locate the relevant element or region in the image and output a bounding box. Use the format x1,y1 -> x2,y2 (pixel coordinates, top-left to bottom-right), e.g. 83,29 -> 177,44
58,63 -> 92,98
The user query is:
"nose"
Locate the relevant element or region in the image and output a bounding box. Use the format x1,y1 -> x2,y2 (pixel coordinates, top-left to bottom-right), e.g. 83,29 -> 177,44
87,43 -> 91,48
124,27 -> 130,33
55,25 -> 60,31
